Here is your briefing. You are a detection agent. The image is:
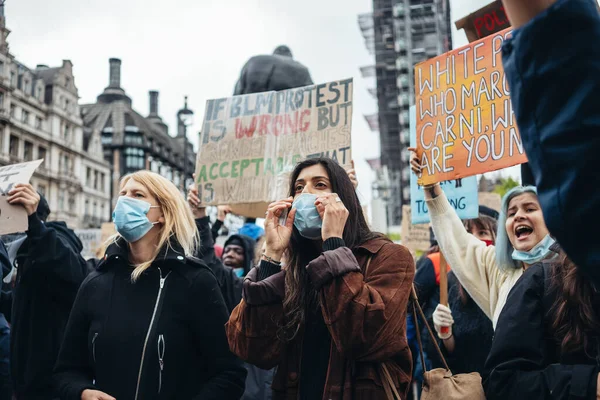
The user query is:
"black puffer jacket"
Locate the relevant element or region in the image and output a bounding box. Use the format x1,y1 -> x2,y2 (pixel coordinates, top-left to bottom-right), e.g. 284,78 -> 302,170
8,213 -> 87,400
484,261 -> 600,399
53,239 -> 247,400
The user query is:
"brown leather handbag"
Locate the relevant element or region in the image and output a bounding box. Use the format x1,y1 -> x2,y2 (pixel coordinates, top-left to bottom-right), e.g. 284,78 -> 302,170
409,285 -> 486,400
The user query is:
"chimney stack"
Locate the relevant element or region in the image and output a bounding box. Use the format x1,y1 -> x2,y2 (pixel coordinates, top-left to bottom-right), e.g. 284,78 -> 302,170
108,58 -> 121,88
149,91 -> 159,116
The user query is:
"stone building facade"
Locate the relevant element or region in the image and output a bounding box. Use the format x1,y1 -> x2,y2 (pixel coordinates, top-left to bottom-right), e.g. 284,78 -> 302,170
0,7 -> 111,229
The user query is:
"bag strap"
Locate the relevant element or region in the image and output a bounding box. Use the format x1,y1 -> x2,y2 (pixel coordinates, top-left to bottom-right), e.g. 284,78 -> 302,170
380,363 -> 402,400
410,285 -> 452,372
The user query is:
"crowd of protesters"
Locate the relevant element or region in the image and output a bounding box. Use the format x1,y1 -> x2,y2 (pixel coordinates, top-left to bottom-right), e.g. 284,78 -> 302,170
0,0 -> 599,398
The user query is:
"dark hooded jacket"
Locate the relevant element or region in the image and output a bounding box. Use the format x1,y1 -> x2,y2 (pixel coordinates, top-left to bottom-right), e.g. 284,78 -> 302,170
224,234 -> 255,277
7,201 -> 88,399
234,53 -> 313,95
195,217 -> 243,314
501,0 -> 600,286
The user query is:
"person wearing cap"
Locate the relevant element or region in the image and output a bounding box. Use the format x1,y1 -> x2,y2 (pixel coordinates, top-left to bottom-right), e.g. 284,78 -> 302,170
3,183 -> 87,400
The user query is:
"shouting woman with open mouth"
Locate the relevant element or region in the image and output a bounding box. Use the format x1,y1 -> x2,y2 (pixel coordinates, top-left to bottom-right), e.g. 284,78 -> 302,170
409,149 -> 556,329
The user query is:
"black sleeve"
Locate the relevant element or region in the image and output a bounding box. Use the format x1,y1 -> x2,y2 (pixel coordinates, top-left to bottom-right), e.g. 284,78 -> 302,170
0,241 -> 10,280
195,217 -> 217,266
211,219 -> 224,242
26,215 -> 87,301
501,0 -> 600,286
414,258 -> 436,308
53,276 -> 98,400
191,268 -> 246,400
257,260 -> 281,281
484,264 -> 599,400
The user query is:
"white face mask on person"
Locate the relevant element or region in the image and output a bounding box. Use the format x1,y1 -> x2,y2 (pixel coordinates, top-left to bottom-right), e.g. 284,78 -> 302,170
512,234 -> 556,264
112,197 -> 160,243
292,193 -> 322,240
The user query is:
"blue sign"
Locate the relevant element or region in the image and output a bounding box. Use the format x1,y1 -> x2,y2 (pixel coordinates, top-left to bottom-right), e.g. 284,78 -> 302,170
409,106 -> 479,224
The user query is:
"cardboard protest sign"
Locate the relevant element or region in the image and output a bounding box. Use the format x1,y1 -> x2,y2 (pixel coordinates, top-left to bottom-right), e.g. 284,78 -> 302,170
455,0 -> 510,43
414,28 -> 527,186
75,229 -> 102,260
0,159 -> 44,235
401,205 -> 430,253
409,106 -> 478,224
479,191 -> 502,212
195,79 -> 353,218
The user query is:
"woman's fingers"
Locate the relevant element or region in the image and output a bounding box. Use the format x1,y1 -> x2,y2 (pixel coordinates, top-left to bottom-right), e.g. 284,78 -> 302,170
284,208 -> 297,230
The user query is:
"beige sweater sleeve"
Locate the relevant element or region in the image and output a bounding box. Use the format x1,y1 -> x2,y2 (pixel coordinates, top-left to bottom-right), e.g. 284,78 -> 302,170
427,191 -> 505,320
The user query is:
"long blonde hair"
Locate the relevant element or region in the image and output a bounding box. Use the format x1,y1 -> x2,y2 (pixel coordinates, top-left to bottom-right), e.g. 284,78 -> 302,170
110,170 -> 199,281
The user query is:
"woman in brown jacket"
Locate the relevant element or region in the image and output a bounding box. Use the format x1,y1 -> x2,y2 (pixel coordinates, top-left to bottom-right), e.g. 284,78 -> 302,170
226,158 -> 415,399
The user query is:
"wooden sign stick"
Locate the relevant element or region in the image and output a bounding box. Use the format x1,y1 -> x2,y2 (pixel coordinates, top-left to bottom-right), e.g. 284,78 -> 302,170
439,252 -> 450,335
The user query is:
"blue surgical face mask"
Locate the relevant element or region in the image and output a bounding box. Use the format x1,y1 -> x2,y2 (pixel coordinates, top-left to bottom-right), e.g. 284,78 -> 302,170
292,193 -> 322,240
112,196 -> 160,243
233,268 -> 245,278
512,234 -> 556,265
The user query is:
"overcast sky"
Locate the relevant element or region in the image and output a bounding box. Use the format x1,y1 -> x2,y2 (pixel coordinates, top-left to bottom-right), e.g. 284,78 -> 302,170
7,0 -> 504,208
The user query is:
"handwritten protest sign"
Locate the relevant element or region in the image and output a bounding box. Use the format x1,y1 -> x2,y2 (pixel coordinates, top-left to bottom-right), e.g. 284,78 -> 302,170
409,106 -> 478,224
0,159 -> 43,235
75,229 -> 102,259
195,79 -> 353,218
401,205 -> 430,253
414,28 -> 527,186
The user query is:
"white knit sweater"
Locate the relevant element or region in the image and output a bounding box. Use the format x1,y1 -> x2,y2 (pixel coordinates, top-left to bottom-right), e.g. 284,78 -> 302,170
427,191 -> 523,329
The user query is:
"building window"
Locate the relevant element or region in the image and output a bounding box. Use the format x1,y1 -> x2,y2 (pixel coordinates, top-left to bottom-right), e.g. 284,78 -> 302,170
24,79 -> 29,94
38,146 -> 47,164
35,117 -> 42,129
65,77 -> 70,88
86,167 -> 91,187
10,71 -> 15,87
85,199 -> 90,215
125,132 -> 143,145
38,184 -> 46,197
58,192 -> 65,211
94,170 -> 99,190
9,104 -> 15,117
68,194 -> 76,211
63,122 -> 70,141
24,141 -> 33,161
101,132 -> 112,145
100,173 -> 105,191
21,110 -> 29,124
9,135 -> 18,157
65,99 -> 70,112
93,201 -> 97,217
0,92 -> 4,108
0,61 -> 4,75
37,86 -> 43,101
125,147 -> 145,170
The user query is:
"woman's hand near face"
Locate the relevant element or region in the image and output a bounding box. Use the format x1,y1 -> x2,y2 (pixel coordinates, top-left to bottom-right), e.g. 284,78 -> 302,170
316,193 -> 349,241
264,198 -> 296,261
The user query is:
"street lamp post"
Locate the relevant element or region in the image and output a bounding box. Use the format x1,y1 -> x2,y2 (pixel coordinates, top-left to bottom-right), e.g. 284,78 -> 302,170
177,96 -> 194,191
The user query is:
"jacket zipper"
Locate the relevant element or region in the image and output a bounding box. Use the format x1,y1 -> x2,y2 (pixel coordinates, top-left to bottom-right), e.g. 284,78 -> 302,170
158,334 -> 165,393
134,268 -> 171,400
92,332 -> 98,363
